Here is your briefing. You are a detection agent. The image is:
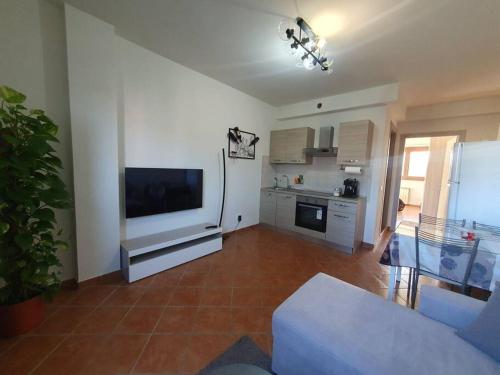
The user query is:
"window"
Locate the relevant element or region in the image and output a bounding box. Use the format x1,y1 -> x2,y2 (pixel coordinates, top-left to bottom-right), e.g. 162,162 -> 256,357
402,147 -> 429,181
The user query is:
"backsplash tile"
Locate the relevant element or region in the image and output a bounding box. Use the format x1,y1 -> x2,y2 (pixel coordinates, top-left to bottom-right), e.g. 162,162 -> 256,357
261,156 -> 371,197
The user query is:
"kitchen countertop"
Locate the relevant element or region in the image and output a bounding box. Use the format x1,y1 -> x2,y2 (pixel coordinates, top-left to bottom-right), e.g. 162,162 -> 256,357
260,187 -> 363,203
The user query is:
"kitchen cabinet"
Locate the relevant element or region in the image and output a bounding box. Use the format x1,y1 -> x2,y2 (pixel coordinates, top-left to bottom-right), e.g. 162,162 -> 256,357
260,188 -> 366,253
259,190 -> 277,225
337,120 -> 374,166
270,127 -> 315,164
269,130 -> 288,163
326,199 -> 366,254
275,193 -> 296,231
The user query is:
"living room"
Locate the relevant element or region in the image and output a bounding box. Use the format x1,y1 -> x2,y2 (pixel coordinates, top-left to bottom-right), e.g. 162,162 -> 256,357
1,0 -> 499,374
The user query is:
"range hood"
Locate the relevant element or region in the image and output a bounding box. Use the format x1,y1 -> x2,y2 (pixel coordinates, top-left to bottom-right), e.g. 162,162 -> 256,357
304,126 -> 338,157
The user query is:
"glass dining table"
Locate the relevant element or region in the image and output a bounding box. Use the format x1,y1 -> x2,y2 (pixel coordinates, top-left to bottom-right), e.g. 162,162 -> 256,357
380,221 -> 500,301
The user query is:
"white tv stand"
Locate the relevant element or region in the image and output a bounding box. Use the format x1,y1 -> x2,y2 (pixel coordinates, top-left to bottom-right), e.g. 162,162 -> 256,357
120,223 -> 222,282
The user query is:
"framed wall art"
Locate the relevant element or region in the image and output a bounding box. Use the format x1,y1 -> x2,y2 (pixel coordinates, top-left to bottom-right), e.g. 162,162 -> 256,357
227,127 -> 259,160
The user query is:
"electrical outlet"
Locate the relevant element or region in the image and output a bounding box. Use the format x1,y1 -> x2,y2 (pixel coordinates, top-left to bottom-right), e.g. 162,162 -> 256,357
237,215 -> 242,222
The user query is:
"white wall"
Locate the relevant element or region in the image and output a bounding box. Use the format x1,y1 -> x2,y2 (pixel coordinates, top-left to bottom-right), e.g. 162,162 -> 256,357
276,83 -> 399,120
399,137 -> 429,206
399,180 -> 424,206
406,95 -> 500,121
119,38 -> 275,239
65,5 -> 120,282
0,0 -> 76,280
64,6 -> 275,282
271,104 -> 390,245
388,97 -> 500,228
398,113 -> 500,142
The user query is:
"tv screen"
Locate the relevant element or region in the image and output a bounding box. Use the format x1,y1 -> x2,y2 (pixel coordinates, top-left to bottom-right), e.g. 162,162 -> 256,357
125,168 -> 203,218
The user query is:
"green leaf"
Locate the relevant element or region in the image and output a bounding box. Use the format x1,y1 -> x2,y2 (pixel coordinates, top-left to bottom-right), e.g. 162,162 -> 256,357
0,221 -> 9,235
0,85 -> 26,104
54,240 -> 69,251
2,133 -> 19,146
33,208 -> 56,222
0,85 -> 70,305
14,233 -> 33,250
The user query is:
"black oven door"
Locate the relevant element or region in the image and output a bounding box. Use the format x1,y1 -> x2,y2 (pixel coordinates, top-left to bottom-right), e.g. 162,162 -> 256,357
295,202 -> 327,233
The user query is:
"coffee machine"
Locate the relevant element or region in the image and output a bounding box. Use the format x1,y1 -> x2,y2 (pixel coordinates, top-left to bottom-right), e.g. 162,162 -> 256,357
343,178 -> 359,198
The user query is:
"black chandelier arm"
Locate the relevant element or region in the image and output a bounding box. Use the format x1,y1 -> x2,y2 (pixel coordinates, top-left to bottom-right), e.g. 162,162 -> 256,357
296,18 -> 316,40
290,35 -> 328,70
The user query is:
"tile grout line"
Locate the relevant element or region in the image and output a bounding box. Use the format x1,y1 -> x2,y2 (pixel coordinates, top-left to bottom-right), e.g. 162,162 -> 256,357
180,263 -> 213,373
11,226 -> 430,374
26,287 -> 112,375
129,268 -> 185,375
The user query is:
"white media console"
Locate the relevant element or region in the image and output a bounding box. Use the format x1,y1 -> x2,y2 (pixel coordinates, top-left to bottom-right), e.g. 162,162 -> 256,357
120,223 -> 222,282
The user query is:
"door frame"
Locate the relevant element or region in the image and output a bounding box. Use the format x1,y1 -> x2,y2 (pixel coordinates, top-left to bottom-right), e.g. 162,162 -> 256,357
381,124 -> 398,232
388,130 -> 466,230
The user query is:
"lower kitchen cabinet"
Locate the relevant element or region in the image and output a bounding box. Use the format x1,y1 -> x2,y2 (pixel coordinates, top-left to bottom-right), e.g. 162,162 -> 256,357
259,189 -> 365,254
275,193 -> 296,231
259,190 -> 277,225
326,199 -> 366,254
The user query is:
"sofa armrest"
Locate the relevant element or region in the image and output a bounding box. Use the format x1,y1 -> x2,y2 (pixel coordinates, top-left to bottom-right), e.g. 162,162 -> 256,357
418,285 -> 485,330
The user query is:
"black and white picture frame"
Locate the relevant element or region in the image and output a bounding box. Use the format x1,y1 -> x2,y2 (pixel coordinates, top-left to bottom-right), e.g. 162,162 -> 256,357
227,128 -> 256,160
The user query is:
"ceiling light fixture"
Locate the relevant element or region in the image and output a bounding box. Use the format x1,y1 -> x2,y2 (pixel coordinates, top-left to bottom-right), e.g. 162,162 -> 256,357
279,17 -> 332,72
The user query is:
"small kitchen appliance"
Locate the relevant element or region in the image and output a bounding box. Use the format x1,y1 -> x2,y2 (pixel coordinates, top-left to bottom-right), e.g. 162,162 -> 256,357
343,178 -> 359,198
333,187 -> 342,197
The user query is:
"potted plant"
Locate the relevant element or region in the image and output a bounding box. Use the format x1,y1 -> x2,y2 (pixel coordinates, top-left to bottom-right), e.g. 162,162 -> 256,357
0,85 -> 71,337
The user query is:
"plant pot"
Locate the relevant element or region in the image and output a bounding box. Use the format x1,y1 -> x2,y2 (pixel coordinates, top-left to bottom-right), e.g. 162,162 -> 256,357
0,295 -> 45,337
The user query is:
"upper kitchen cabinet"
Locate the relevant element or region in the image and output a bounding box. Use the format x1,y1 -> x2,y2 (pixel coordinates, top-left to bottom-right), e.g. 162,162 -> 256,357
336,120 -> 374,166
270,127 -> 315,164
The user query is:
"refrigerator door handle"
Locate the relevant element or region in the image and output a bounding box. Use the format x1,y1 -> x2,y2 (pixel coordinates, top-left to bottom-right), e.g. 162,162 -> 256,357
447,142 -> 463,220
449,143 -> 463,184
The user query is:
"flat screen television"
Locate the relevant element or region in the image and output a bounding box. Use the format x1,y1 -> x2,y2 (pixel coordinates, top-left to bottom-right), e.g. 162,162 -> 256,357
125,167 -> 203,218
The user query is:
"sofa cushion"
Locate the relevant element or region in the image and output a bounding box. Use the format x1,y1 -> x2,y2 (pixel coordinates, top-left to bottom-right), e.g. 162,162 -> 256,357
418,284 -> 485,330
272,273 -> 500,375
457,281 -> 500,362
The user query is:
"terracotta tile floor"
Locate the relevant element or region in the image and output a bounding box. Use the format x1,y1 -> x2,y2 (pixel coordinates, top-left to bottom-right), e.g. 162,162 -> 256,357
0,224 -> 458,374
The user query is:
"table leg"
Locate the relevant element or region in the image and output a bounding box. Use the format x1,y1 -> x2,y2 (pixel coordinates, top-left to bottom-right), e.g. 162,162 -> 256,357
387,266 -> 397,301
396,266 -> 402,282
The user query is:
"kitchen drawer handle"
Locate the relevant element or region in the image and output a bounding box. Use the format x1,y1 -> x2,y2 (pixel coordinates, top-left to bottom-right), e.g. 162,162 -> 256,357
335,203 -> 348,207
334,214 -> 349,219
342,159 -> 359,163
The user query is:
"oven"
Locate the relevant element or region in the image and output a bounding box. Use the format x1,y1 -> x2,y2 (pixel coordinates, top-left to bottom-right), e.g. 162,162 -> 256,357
295,195 -> 328,233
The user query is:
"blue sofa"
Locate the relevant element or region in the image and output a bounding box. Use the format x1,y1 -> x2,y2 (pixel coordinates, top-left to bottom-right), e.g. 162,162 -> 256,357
272,273 -> 499,375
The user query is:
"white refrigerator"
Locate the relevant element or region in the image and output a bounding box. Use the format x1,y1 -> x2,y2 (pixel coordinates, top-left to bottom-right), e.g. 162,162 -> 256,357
448,141 -> 500,226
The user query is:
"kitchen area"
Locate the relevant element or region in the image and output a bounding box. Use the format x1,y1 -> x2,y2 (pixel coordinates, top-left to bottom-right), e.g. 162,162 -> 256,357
260,120 -> 374,254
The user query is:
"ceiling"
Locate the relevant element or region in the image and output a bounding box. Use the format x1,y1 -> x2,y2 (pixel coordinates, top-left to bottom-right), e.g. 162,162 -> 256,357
61,0 -> 500,107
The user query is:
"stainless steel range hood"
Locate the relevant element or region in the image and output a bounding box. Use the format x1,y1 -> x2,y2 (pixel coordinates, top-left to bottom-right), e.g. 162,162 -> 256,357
304,126 -> 338,157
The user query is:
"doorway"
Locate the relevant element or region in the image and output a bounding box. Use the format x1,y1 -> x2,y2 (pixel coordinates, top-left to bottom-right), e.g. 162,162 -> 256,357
397,134 -> 459,225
